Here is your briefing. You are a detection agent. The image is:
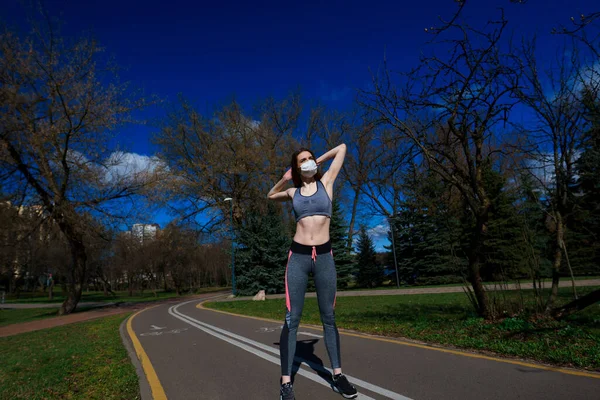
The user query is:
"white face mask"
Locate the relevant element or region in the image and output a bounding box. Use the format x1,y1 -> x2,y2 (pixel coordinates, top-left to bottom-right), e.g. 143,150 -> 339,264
300,159 -> 318,177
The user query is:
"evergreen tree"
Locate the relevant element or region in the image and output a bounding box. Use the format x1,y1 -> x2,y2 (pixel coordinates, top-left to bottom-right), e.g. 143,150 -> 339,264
387,165 -> 466,285
480,164 -> 529,281
386,209 -> 417,284
330,199 -> 356,289
572,92 -> 600,275
356,225 -> 383,288
235,203 -> 290,295
516,172 -> 553,280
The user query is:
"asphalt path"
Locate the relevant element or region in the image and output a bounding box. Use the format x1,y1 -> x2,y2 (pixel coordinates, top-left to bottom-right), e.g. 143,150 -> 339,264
1,301 -> 114,309
123,294 -> 600,400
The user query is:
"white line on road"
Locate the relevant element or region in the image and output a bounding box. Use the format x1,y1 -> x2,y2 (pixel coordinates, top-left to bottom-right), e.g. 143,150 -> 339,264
298,331 -> 324,338
150,325 -> 166,330
169,300 -> 412,400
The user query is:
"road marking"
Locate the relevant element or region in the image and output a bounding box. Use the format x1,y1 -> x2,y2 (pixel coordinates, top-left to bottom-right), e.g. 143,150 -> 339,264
197,300 -> 600,380
150,325 -> 166,330
299,331 -> 323,338
124,294 -> 226,400
140,327 -> 189,337
126,306 -> 167,400
172,300 -> 411,400
256,326 -> 279,333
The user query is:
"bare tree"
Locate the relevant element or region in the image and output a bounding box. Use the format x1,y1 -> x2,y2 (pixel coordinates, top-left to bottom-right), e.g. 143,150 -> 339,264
153,94 -> 301,232
154,224 -> 200,296
0,16 -> 161,314
313,109 -> 400,249
514,36 -> 600,310
553,10 -> 600,58
360,11 -> 523,318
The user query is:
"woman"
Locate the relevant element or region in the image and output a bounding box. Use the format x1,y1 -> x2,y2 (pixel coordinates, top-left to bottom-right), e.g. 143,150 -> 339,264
267,144 -> 358,400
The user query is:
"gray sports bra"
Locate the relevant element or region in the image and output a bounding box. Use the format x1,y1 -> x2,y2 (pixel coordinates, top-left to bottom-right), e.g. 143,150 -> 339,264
292,180 -> 333,222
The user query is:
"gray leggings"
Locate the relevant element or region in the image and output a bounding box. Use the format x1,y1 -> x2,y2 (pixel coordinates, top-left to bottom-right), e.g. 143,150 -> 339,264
280,240 -> 341,376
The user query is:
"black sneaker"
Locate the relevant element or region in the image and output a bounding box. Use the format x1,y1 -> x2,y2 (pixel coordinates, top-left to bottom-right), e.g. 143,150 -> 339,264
332,374 -> 358,399
280,382 -> 295,400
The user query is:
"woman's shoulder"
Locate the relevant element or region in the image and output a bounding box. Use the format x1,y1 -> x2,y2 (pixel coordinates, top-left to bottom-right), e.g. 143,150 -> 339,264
318,176 -> 331,188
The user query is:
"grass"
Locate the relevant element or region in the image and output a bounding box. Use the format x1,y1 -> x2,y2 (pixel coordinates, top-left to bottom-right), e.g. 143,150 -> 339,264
344,275 -> 600,291
205,286 -> 600,371
0,308 -> 60,327
3,286 -> 228,304
0,314 -> 139,400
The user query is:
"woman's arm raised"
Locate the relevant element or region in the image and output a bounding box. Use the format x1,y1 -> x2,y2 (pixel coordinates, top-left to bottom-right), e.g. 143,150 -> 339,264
317,143 -> 347,187
267,169 -> 293,202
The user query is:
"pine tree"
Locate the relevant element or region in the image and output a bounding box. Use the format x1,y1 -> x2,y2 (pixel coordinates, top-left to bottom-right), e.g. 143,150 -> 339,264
386,210 -> 416,284
516,172 -> 553,280
235,203 -> 290,296
572,91 -> 600,274
330,199 -> 356,289
480,164 -> 529,281
356,225 -> 383,288
387,165 -> 466,285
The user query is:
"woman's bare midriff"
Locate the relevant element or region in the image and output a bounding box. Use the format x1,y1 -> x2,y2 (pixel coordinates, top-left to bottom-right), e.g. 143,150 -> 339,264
293,215 -> 331,245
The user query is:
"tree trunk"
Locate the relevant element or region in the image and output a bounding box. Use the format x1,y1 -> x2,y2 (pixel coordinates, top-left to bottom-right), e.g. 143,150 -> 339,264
48,281 -> 54,301
347,186 -> 361,250
468,217 -> 490,319
552,289 -> 600,319
59,239 -> 87,315
545,213 -> 564,313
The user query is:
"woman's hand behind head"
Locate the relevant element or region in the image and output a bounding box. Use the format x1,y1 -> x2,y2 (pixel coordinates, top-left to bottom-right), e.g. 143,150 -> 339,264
283,168 -> 292,181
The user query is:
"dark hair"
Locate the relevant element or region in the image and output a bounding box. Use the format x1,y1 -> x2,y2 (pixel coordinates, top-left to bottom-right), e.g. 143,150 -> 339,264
290,148 -> 322,188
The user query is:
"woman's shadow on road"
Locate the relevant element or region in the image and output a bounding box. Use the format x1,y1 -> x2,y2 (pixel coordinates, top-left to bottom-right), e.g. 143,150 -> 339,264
275,338 -> 333,385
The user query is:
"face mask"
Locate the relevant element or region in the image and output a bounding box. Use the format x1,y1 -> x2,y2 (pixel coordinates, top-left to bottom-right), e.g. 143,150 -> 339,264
300,159 -> 318,177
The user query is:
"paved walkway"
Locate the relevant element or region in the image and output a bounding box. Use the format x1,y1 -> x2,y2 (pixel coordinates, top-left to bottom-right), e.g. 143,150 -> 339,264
0,301 -> 114,309
222,279 -> 600,301
124,297 -> 600,400
2,280 -> 598,338
0,294 -> 228,338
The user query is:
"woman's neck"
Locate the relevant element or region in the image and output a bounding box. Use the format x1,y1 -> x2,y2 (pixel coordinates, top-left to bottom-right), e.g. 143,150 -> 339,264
300,177 -> 316,187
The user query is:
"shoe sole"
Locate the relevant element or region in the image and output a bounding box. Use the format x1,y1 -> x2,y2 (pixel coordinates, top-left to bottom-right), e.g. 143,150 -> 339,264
332,384 -> 359,399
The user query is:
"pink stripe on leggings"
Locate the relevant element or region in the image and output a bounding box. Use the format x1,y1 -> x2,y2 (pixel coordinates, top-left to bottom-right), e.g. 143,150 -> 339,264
331,249 -> 337,309
285,250 -> 292,312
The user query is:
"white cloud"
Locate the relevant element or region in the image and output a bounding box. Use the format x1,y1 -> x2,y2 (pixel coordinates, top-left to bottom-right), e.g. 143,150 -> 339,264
526,153 -> 556,186
552,61 -> 600,103
348,221 -> 391,252
65,149 -> 89,165
576,61 -> 600,93
526,150 -> 581,187
103,152 -> 166,183
368,223 -> 390,241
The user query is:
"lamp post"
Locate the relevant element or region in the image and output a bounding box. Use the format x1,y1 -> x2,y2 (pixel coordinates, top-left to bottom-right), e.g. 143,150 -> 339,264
224,197 -> 235,296
389,215 -> 400,288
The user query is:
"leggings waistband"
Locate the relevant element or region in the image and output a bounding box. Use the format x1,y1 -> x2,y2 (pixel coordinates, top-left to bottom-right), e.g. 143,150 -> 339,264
290,240 -> 332,255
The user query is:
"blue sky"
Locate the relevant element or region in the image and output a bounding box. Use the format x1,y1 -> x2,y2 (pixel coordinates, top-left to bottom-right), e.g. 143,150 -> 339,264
3,0 -> 598,250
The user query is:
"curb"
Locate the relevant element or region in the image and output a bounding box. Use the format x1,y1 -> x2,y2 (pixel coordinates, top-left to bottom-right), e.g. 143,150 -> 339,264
120,312 -> 154,400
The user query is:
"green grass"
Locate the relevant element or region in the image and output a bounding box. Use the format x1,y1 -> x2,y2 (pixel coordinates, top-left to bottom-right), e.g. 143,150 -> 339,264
0,308 -> 60,327
344,275 -> 600,291
206,286 -> 600,370
0,314 -> 139,400
4,286 -> 228,304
